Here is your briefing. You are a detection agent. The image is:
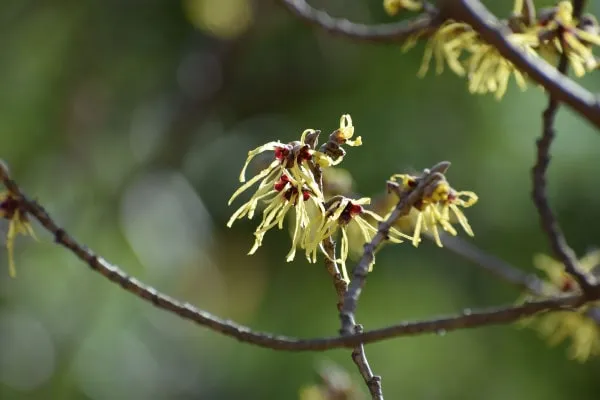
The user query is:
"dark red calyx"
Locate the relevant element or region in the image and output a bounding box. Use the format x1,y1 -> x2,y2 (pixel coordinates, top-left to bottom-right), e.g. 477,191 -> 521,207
274,145 -> 291,160
274,174 -> 291,191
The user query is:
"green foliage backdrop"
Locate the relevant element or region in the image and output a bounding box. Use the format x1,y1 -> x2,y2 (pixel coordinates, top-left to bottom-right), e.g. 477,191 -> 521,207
1,0 -> 600,398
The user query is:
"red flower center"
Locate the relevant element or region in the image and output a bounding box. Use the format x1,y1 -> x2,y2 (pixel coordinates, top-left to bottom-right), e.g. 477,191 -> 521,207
339,202 -> 363,225
0,196 -> 19,219
274,145 -> 291,161
274,174 -> 291,192
302,190 -> 311,201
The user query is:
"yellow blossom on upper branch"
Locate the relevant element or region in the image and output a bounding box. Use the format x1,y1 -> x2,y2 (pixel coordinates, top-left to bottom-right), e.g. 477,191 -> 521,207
466,33 -> 537,99
410,21 -> 478,78
536,1 -> 600,77
0,191 -> 36,278
384,0 -> 423,16
520,251 -> 600,362
387,171 -> 478,248
392,0 -> 600,98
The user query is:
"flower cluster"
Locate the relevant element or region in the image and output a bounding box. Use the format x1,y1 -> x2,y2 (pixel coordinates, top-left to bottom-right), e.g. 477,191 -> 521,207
391,0 -> 600,99
387,171 -> 478,247
0,191 -> 36,277
304,196 -> 411,282
228,115 -> 379,281
228,117 -> 479,281
519,252 -> 600,362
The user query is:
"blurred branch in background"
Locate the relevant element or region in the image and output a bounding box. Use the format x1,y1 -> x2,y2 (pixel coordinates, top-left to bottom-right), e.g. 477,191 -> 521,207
432,233 -> 546,295
277,0 -> 440,43
2,0 -> 600,398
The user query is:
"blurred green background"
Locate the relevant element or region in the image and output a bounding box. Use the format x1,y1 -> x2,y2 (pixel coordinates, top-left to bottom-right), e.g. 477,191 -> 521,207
1,0 -> 600,399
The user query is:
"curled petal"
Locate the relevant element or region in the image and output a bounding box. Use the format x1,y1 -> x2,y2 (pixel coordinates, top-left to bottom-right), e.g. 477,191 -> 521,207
239,142 -> 282,182
228,160 -> 280,205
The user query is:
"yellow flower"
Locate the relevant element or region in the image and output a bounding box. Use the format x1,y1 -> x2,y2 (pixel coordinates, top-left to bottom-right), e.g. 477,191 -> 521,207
0,191 -> 37,277
536,311 -> 600,362
305,196 -> 412,282
229,171 -> 323,261
466,33 -> 537,99
520,251 -> 600,362
332,114 -> 362,147
384,0 -> 423,16
228,130 -> 322,208
537,1 -> 600,77
411,21 -> 479,78
316,115 -> 362,167
228,115 -> 362,261
533,251 -> 600,295
389,173 -> 478,247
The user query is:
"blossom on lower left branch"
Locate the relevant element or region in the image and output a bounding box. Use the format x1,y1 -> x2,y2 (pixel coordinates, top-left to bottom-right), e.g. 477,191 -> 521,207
0,191 -> 36,277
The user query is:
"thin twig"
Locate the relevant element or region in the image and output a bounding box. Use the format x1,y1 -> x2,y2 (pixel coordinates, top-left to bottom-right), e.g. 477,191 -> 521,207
2,162 -> 598,351
277,0 -> 441,43
309,153 -> 382,399
340,162 -> 451,335
352,325 -> 382,400
531,1 -> 597,295
442,0 -> 600,131
435,233 -> 546,295
534,96 -> 596,292
322,237 -> 348,309
322,238 -> 381,399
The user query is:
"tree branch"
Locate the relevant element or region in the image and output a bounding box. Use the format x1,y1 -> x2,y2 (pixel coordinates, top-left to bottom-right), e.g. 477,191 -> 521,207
442,0 -> 600,131
2,162 -> 599,352
352,325 -> 382,400
530,1 -> 597,295
340,162 -> 451,335
277,0 -> 441,43
434,233 -> 546,295
310,155 -> 382,399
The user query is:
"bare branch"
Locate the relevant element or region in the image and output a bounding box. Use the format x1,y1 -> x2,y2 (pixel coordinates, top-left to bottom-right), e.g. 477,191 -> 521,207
435,233 -> 546,295
530,2 -> 597,295
309,154 -> 381,399
323,240 -> 382,398
442,0 -> 600,131
352,325 -> 382,400
2,161 -> 599,351
277,0 -> 441,43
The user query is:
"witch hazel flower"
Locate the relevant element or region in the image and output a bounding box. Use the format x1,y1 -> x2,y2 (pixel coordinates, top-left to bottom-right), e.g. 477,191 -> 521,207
519,251 -> 600,362
248,173 -> 324,262
304,196 -> 412,282
228,115 -> 361,261
389,169 -> 478,248
0,190 -> 37,277
228,129 -> 322,208
537,1 -> 600,77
